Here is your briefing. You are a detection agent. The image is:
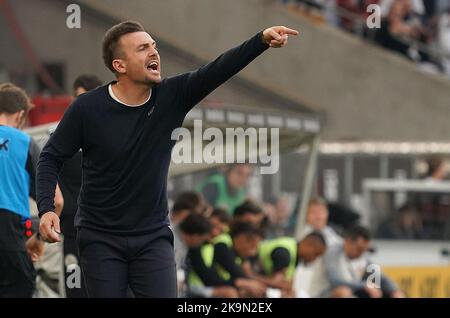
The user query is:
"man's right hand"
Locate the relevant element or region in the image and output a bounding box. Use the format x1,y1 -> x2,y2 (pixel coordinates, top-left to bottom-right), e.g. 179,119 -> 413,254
39,212 -> 62,243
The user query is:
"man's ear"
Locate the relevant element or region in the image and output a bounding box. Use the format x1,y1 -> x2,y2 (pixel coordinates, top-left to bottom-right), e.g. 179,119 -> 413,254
14,110 -> 26,129
112,58 -> 126,74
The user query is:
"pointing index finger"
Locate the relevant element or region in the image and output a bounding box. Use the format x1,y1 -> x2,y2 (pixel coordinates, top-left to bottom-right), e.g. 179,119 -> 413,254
282,27 -> 299,36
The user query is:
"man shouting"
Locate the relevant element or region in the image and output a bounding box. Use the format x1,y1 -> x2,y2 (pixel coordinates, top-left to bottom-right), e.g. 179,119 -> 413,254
37,21 -> 298,298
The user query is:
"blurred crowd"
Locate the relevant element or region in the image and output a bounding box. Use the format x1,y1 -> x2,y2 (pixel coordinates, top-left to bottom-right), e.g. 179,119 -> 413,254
171,164 -> 405,298
282,0 -> 450,78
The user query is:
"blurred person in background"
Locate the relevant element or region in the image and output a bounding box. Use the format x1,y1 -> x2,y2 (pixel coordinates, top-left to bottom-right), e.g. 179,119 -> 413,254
297,198 -> 343,298
197,164 -> 253,214
437,6 -> 450,77
58,74 -> 102,298
209,207 -> 232,239
212,221 -> 267,297
416,157 -> 450,239
170,191 -> 210,225
72,75 -> 103,97
384,0 -> 428,60
299,197 -> 343,247
376,203 -> 425,240
264,195 -> 293,238
423,156 -> 447,181
336,0 -> 381,33
233,199 -> 267,229
180,214 -> 238,298
313,225 -> 404,298
247,232 -> 327,297
170,191 -> 211,274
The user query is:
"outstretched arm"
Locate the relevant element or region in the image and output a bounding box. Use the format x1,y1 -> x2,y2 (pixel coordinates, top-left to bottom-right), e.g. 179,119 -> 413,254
180,26 -> 299,111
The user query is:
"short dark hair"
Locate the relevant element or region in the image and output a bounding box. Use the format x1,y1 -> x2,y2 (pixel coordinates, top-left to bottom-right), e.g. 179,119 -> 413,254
73,75 -> 102,94
234,200 -> 263,217
172,191 -> 203,215
0,83 -> 31,114
179,214 -> 212,235
301,231 -> 327,247
211,208 -> 232,225
344,225 -> 371,241
230,221 -> 264,239
102,21 -> 145,73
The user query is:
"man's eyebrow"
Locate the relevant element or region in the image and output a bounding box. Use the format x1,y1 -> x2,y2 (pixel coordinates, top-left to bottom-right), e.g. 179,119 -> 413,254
137,43 -> 150,49
137,42 -> 156,49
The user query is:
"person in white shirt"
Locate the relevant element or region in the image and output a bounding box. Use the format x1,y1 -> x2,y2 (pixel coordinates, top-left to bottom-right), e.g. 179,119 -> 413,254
312,225 -> 404,298
299,197 -> 343,247
295,197 -> 342,297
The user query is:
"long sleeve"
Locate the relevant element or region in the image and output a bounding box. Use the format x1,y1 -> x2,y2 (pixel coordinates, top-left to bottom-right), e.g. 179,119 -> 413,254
324,246 -> 366,291
213,243 -> 246,281
36,99 -> 84,217
26,138 -> 41,201
179,31 -> 269,112
188,246 -> 232,286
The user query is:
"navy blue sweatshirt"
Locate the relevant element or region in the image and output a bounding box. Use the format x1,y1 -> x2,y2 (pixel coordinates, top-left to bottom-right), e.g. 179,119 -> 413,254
36,32 -> 269,234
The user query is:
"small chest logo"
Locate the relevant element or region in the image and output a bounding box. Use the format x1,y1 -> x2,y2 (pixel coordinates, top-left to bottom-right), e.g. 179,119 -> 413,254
0,139 -> 9,151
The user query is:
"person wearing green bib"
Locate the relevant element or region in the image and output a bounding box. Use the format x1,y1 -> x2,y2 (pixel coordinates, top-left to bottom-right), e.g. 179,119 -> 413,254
179,213 -> 238,298
197,165 -> 253,214
211,221 -> 267,297
250,232 -> 327,296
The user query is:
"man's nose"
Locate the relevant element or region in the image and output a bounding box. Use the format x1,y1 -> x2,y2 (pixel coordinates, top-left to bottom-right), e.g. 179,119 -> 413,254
148,48 -> 158,57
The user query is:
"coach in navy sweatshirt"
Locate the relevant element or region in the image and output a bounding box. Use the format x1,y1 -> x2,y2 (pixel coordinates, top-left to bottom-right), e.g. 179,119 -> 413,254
36,20 -> 298,298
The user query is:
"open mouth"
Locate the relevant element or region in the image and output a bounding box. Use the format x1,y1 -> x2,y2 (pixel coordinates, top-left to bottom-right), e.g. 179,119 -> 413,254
147,61 -> 159,73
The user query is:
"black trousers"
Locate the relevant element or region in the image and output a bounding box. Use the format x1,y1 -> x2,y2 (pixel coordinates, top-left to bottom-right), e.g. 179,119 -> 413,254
77,226 -> 177,298
63,234 -> 88,298
0,250 -> 36,298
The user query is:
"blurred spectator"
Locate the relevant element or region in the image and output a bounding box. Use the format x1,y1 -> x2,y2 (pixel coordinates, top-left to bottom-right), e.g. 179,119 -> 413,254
264,196 -> 293,238
296,198 -> 343,297
249,232 -> 327,296
336,0 -> 380,33
171,191 -> 211,220
180,214 -> 238,298
170,191 -> 210,274
375,203 -> 425,240
423,156 -> 447,181
414,157 -> 450,240
299,197 -> 343,247
72,74 -> 102,97
197,164 -> 253,214
211,222 -> 267,297
437,7 -> 450,77
233,200 -> 266,229
381,0 -> 428,60
210,208 -> 232,239
313,225 -> 404,298
283,0 -> 450,76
